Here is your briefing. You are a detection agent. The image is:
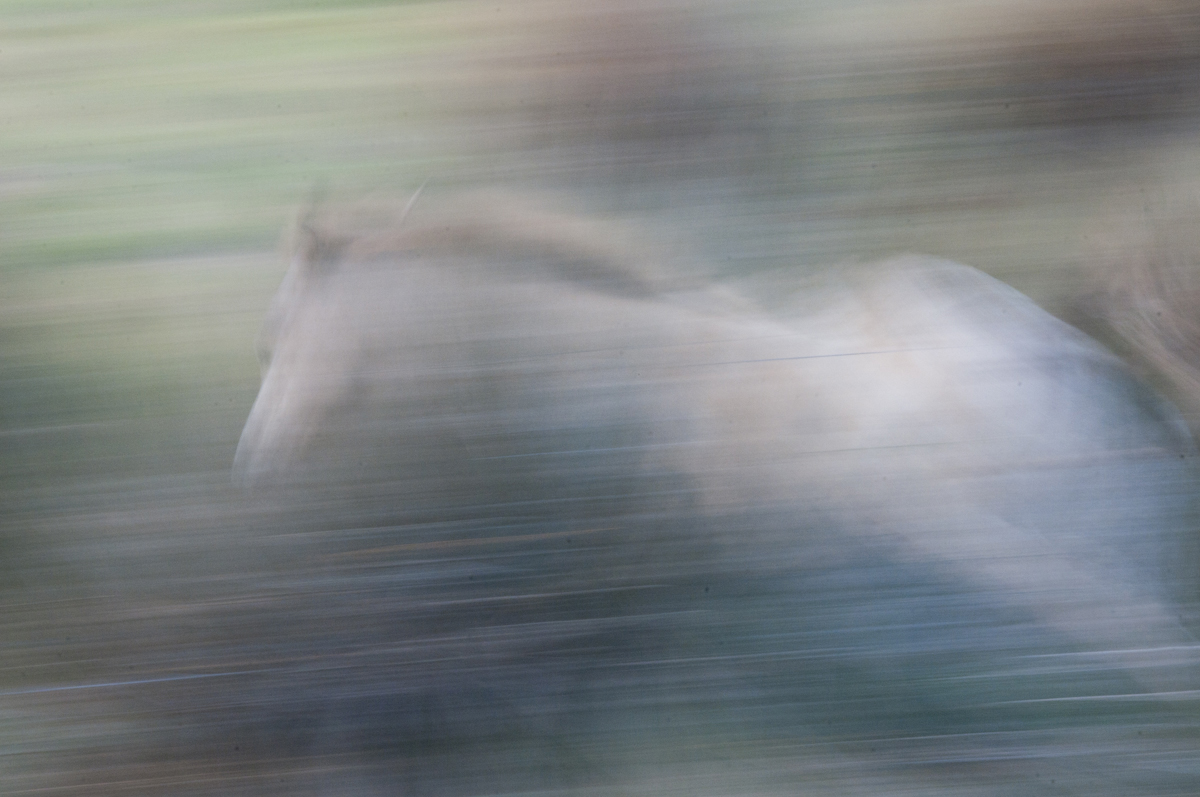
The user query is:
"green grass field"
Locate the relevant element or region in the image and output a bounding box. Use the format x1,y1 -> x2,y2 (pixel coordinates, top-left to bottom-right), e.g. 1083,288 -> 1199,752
0,0 -> 465,269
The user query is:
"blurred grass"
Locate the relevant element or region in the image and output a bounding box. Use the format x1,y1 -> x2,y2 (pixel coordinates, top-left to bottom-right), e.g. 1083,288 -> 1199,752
1,255 -> 278,487
0,0 -> 458,271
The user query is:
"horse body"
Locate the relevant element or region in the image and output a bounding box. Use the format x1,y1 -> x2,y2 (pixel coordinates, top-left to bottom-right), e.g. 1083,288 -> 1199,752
235,198 -> 1199,786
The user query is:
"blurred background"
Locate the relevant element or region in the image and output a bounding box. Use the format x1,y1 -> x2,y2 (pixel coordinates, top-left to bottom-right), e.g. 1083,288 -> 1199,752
4,1 -> 1200,794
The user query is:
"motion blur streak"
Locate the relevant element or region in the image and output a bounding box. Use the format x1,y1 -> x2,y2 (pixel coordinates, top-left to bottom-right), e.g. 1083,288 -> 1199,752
5,1 -> 1200,796
221,194 -> 1200,795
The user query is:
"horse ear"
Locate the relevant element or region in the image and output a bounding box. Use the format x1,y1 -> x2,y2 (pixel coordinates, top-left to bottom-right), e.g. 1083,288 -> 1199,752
291,184 -> 348,277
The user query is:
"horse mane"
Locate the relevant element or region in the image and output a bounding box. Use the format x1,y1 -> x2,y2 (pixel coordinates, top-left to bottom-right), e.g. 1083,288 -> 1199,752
290,190 -> 688,299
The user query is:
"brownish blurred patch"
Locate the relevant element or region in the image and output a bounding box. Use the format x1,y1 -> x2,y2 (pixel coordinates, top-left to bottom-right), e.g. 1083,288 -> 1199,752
1072,191 -> 1200,432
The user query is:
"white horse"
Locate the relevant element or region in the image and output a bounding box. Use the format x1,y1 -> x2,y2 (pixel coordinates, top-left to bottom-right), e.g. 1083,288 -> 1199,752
235,194 -> 1200,780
